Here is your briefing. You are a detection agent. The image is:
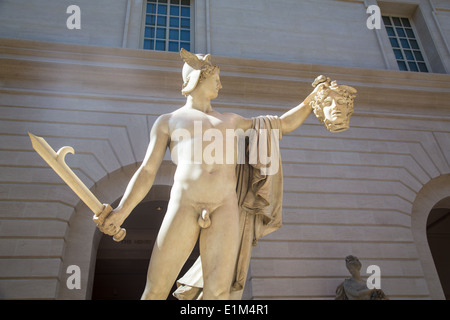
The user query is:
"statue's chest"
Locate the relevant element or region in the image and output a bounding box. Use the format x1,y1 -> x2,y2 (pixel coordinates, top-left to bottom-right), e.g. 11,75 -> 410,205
173,114 -> 231,138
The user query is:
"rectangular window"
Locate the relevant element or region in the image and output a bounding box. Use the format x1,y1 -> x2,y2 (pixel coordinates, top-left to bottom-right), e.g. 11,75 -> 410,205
382,16 -> 428,72
143,0 -> 191,52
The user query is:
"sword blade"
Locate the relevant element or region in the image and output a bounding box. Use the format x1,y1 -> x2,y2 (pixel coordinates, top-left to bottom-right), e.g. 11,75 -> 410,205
28,132 -> 103,215
28,132 -> 126,241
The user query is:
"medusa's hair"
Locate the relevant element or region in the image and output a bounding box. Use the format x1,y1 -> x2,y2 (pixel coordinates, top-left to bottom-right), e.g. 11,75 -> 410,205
310,80 -> 357,122
308,76 -> 357,133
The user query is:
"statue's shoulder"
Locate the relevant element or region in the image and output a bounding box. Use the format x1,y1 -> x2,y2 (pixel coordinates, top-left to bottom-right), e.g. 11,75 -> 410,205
335,281 -> 347,300
157,112 -> 173,121
150,113 -> 173,137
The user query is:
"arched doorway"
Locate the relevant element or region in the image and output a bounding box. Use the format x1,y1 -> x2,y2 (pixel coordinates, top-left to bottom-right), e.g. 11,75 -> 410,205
411,174 -> 450,299
91,188 -> 200,299
91,199 -> 164,299
57,161 -> 181,300
91,185 -> 200,300
426,197 -> 450,300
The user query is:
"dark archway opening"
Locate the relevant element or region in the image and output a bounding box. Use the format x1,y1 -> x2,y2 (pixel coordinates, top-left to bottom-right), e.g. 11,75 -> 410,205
427,197 -> 450,300
91,195 -> 199,300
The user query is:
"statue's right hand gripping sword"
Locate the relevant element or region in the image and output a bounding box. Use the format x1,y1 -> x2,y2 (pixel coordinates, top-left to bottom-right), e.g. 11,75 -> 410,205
28,133 -> 126,242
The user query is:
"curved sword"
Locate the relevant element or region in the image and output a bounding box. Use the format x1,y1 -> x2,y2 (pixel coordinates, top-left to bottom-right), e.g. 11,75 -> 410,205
28,132 -> 126,242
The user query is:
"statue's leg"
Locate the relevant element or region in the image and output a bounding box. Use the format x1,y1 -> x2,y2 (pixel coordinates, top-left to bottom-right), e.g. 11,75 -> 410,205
141,198 -> 200,300
200,195 -> 240,300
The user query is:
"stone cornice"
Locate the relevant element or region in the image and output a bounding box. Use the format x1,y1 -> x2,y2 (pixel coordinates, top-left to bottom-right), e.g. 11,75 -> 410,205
1,38 -> 449,117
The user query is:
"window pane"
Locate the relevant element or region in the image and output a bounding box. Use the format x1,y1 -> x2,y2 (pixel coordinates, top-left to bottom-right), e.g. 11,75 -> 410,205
413,50 -> 424,61
181,6 -> 190,17
393,49 -> 403,60
180,42 -> 190,51
169,28 -> 179,40
170,5 -> 179,16
386,27 -> 395,37
169,41 -> 179,52
408,61 -> 418,72
396,28 -> 406,37
156,28 -> 166,39
382,16 -> 391,26
146,14 -> 156,25
170,17 -> 179,27
172,0 -> 180,4
181,18 -> 190,28
418,63 -> 428,72
147,3 -> 156,13
397,60 -> 407,71
158,0 -> 167,4
401,18 -> 411,27
155,40 -> 165,51
393,17 -> 402,26
181,0 -> 190,5
169,41 -> 180,52
405,28 -> 415,38
157,4 -> 167,15
180,29 -> 190,41
390,38 -> 399,48
409,39 -> 419,49
143,39 -> 152,50
404,50 -> 414,61
144,27 -> 155,38
400,38 -> 410,48
157,16 -> 166,26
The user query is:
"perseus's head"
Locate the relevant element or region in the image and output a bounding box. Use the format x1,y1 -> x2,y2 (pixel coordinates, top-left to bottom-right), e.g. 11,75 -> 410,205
310,76 -> 357,133
180,48 -> 221,97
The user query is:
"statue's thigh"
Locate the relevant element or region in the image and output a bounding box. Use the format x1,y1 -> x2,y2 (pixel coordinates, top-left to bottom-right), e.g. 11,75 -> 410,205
199,199 -> 240,297
144,201 -> 200,295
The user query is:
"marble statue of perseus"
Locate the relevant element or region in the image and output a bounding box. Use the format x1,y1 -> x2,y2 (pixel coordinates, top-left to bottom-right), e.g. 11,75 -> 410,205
96,49 -> 357,300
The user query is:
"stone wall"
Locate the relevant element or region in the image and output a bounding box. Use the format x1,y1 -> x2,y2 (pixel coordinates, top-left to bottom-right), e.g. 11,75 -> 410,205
1,0 -> 449,71
0,38 -> 449,299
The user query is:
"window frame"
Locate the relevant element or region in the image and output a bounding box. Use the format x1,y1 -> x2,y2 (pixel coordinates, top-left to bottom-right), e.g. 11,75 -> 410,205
140,0 -> 194,53
382,14 -> 430,73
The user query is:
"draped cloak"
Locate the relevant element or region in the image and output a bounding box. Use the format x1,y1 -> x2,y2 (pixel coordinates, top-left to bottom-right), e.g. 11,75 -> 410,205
173,115 -> 284,300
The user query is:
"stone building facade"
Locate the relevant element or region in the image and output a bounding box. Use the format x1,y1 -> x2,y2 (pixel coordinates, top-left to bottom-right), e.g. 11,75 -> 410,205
0,0 -> 449,299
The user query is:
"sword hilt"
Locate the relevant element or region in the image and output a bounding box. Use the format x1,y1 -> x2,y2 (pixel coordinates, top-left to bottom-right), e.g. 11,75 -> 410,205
93,204 -> 127,242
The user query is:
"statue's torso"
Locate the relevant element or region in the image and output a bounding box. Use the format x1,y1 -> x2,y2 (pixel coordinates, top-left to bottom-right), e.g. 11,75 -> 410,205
166,107 -> 241,210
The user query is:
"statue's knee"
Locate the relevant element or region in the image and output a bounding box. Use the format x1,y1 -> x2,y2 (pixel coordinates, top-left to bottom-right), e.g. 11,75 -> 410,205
141,285 -> 169,300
